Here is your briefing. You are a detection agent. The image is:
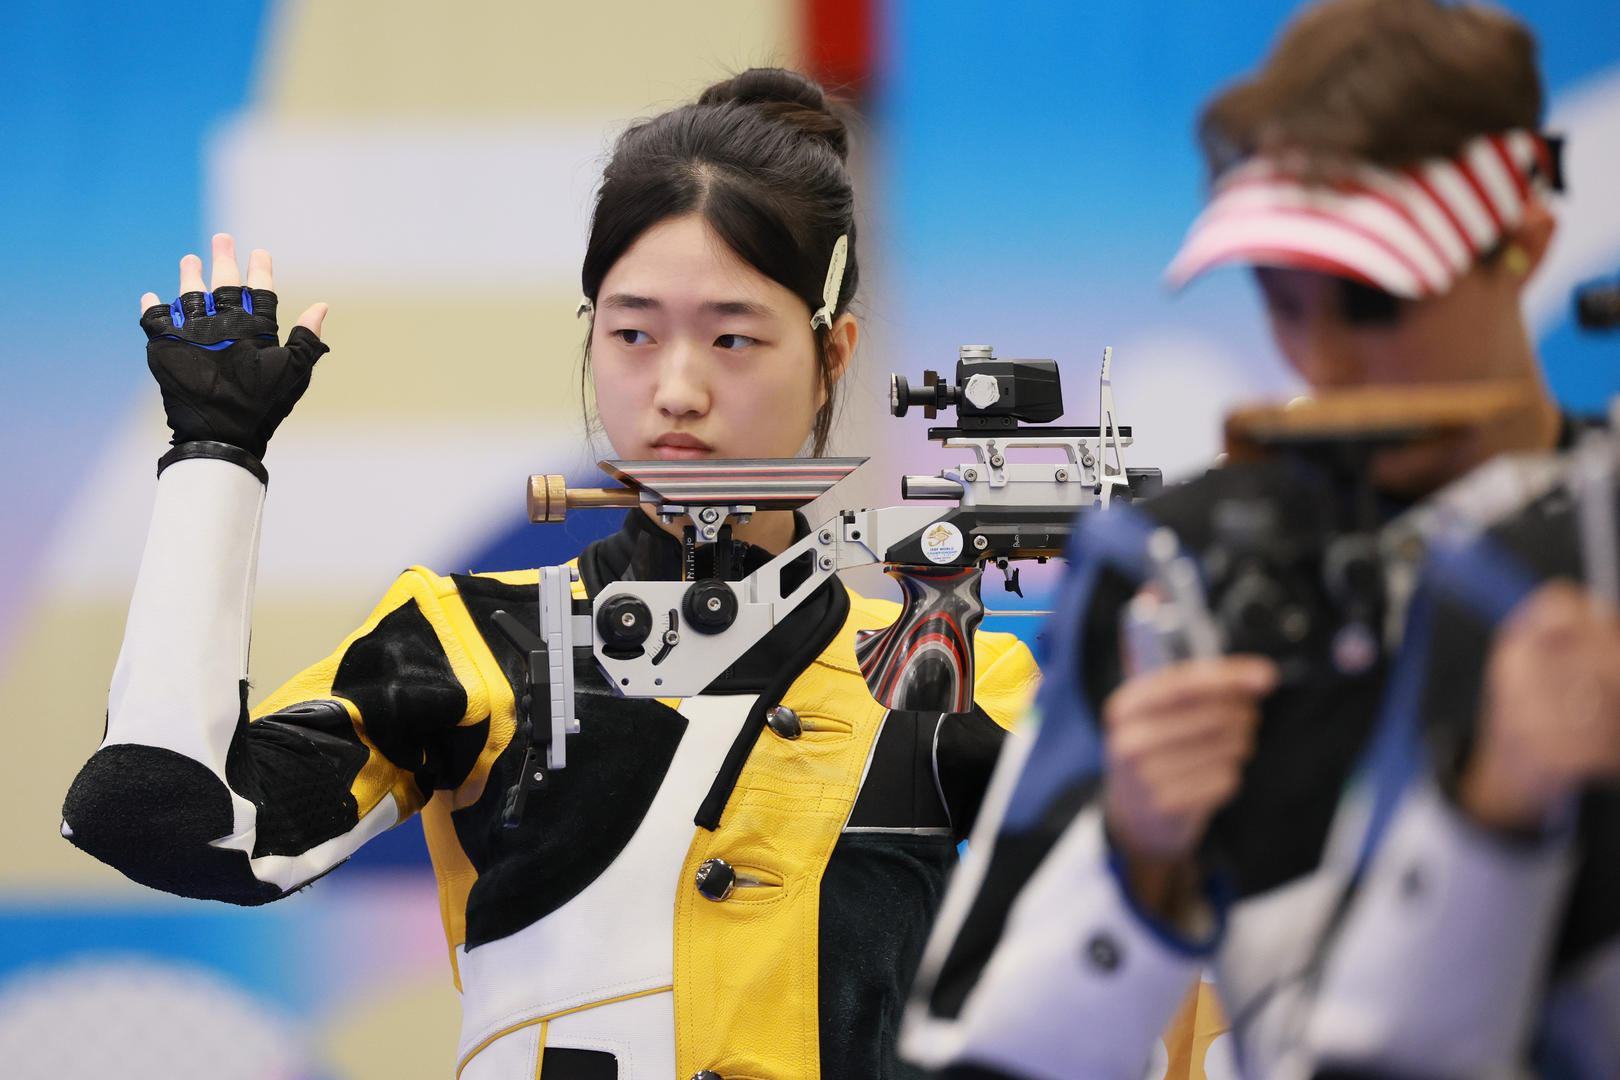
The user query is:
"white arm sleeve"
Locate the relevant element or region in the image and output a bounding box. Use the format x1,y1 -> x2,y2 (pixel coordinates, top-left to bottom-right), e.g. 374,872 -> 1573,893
106,456 -> 264,774
1306,778 -> 1575,1078
66,457 -> 398,894
902,786 -> 1205,1080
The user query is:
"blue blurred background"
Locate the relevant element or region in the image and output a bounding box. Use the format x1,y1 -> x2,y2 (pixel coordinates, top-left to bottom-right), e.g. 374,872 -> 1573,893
2,1 -> 1616,1075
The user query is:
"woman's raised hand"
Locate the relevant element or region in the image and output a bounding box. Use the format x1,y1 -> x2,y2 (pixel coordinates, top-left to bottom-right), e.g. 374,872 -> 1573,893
139,233 -> 330,467
139,234 -> 327,332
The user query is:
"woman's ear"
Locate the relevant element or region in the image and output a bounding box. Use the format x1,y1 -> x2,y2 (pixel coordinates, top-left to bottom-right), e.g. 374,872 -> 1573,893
820,312 -> 859,408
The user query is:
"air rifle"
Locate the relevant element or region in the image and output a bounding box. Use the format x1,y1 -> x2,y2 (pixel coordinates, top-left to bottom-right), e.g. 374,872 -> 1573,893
489,345 -> 1160,821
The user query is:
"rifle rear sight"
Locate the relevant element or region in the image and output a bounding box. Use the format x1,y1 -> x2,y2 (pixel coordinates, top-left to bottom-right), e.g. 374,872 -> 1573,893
891,346 -> 1064,430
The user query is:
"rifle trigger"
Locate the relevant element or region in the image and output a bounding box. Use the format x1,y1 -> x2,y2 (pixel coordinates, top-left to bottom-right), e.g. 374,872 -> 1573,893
1002,564 -> 1023,597
489,608 -> 553,829
501,741 -> 545,829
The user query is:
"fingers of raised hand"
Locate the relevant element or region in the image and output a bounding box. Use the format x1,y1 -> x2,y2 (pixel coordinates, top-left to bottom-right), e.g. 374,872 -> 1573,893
295,302 -> 329,339
285,323 -> 333,370
138,291 -> 174,338
179,253 -> 205,294
173,254 -> 211,321
246,248 -> 273,291
141,242 -> 291,337
210,234 -> 241,289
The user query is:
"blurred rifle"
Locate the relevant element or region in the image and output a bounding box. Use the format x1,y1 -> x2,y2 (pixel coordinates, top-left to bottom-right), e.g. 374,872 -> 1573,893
1121,381 -> 1617,681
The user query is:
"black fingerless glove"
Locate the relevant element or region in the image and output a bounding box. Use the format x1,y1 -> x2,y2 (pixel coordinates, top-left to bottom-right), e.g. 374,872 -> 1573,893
141,286 -> 329,481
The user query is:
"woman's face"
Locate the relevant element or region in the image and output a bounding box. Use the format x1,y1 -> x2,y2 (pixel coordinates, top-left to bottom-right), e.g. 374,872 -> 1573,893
590,214 -> 839,462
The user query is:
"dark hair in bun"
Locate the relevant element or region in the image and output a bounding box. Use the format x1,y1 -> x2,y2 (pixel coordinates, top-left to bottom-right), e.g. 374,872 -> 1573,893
582,67 -> 858,455
696,68 -> 851,161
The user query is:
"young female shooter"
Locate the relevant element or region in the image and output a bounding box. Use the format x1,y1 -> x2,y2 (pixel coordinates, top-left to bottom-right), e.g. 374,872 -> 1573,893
61,69 -> 1037,1080
900,3 -> 1620,1077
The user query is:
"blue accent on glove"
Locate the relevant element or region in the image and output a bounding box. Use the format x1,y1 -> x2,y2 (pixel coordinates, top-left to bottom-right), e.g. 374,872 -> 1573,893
170,297 -> 185,328
157,335 -> 260,351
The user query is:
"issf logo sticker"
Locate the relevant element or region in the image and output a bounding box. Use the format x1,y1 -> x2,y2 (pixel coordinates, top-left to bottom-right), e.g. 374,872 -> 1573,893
921,522 -> 965,564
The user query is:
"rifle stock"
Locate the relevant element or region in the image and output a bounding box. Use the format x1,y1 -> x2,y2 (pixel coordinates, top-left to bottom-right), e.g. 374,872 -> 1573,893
855,565 -> 984,712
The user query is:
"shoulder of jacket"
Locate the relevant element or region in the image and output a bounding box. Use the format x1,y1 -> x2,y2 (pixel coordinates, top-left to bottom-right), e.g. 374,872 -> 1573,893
973,626 -> 1029,668
843,588 -> 902,628
462,559 -> 584,597
376,565 -> 461,605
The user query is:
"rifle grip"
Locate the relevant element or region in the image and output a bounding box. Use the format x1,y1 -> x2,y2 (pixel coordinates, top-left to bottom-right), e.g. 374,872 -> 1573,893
855,565 -> 983,712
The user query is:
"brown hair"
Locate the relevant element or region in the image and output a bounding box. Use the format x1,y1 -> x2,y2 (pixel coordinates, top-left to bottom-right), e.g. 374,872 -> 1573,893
581,68 -> 857,456
1199,0 -> 1542,181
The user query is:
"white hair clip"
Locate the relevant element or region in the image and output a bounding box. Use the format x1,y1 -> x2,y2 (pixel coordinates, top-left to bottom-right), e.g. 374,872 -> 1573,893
810,234 -> 849,331
576,297 -> 594,318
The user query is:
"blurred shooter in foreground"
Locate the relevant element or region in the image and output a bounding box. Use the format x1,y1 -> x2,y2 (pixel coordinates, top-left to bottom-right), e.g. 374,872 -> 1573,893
900,1 -> 1620,1077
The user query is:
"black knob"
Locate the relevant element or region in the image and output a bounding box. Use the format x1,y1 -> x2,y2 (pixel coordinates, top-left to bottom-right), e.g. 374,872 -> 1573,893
682,579 -> 738,635
766,705 -> 803,739
597,594 -> 653,648
890,369 -> 952,419
890,373 -> 912,417
695,858 -> 738,901
691,1072 -> 725,1080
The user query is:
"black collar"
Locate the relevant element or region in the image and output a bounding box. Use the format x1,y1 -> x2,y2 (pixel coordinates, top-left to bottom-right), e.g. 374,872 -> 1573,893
575,510 -> 847,694
577,509 -> 809,591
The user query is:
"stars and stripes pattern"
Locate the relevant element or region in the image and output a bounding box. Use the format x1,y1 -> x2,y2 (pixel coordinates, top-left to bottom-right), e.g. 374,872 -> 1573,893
1166,129 -> 1561,298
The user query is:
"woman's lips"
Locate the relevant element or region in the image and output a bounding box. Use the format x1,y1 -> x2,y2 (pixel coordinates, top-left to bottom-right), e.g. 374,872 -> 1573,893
652,435 -> 713,460
653,444 -> 713,460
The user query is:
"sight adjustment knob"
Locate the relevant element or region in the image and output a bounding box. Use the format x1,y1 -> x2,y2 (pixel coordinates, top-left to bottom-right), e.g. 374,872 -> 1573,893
682,579 -> 739,635
597,594 -> 653,649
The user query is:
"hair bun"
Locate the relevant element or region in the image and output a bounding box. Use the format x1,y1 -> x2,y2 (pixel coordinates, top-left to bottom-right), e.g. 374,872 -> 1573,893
699,68 -> 850,162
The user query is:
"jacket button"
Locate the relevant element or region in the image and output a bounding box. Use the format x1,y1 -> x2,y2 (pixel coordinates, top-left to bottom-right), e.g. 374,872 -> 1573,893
766,705 -> 803,739
695,858 -> 738,901
1083,931 -> 1122,973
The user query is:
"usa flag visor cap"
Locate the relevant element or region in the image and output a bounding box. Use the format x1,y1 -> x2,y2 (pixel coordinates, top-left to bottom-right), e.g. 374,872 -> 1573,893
1166,130 -> 1563,299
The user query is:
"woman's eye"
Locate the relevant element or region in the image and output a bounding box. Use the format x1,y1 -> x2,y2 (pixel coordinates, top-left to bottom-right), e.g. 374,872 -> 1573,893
613,329 -> 653,346
715,333 -> 759,350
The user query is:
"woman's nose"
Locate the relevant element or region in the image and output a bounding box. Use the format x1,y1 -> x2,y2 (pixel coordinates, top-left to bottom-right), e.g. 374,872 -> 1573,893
652,344 -> 711,418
